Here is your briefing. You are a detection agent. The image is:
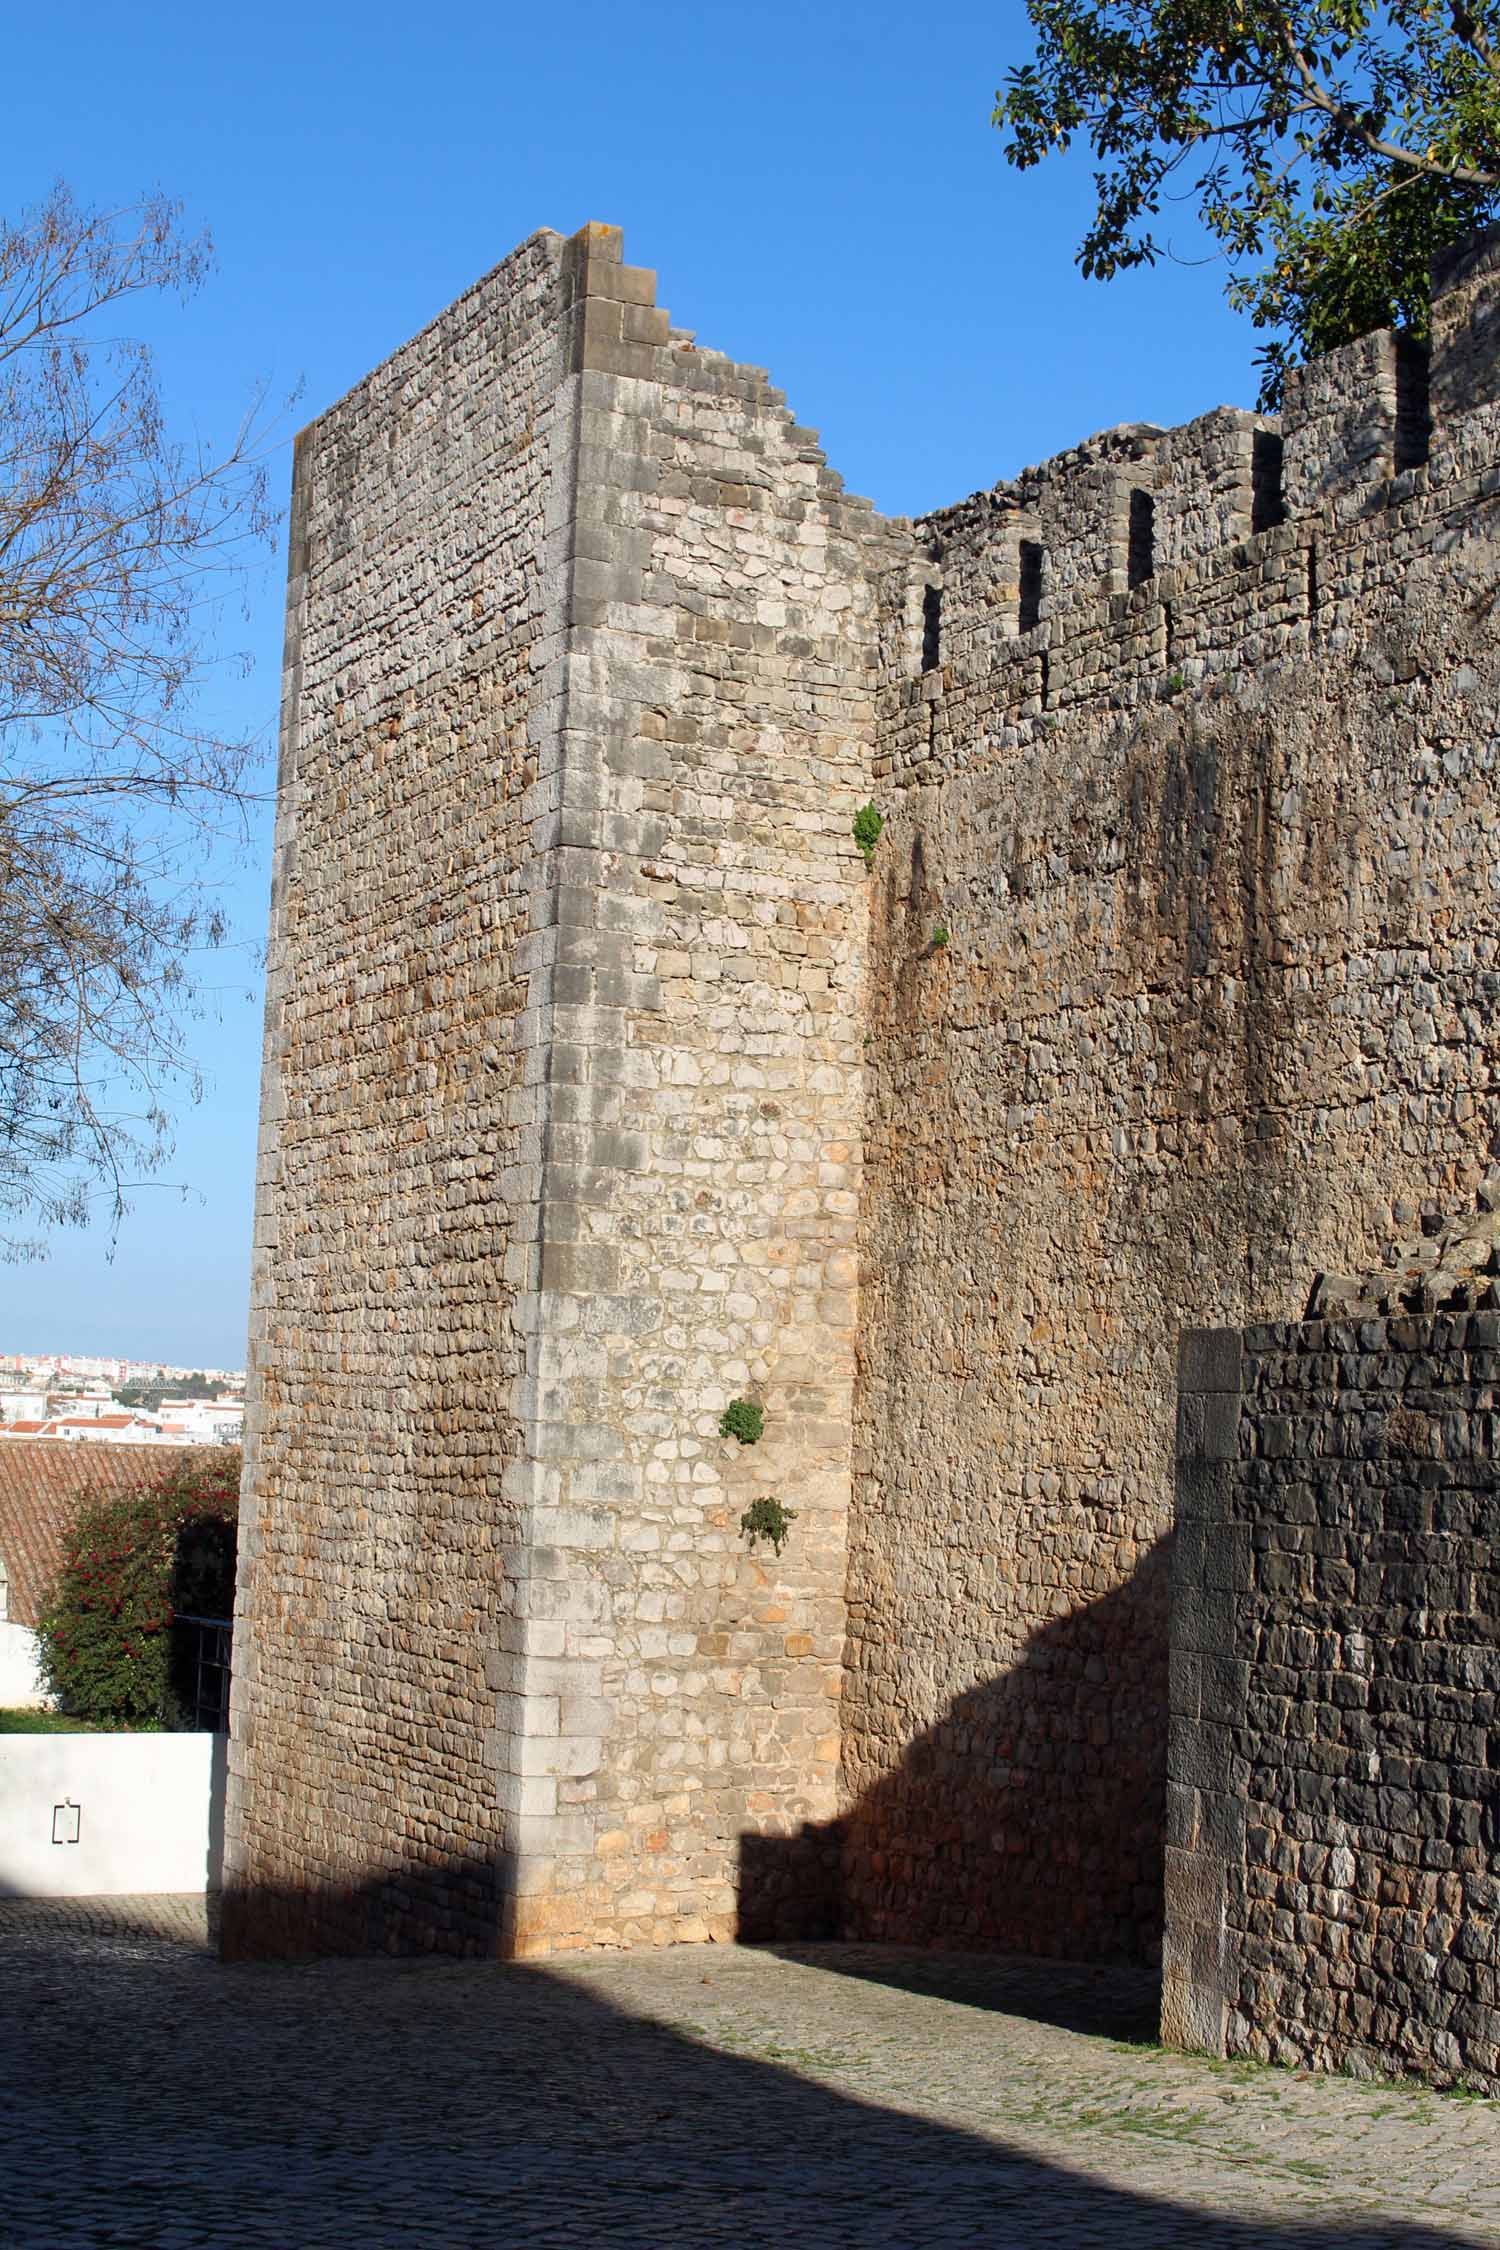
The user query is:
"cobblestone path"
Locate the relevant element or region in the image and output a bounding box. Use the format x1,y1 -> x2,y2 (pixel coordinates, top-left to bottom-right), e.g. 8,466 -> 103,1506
2,1898 -> 1497,2247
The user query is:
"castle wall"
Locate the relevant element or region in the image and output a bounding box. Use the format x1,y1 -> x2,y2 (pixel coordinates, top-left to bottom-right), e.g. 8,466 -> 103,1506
230,214 -> 1500,1971
222,231 -> 570,1955
1167,1316 -> 1500,2094
844,256 -> 1500,1959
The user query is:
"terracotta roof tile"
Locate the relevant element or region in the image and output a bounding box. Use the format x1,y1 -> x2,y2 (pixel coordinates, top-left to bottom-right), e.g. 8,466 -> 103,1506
0,1442 -> 237,1627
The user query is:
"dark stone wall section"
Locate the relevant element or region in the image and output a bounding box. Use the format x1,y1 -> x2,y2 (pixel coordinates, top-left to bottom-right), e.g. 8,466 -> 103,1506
1166,1313 -> 1500,2092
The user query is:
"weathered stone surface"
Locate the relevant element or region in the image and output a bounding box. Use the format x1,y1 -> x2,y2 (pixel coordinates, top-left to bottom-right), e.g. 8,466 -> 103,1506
229,215 -> 1500,1982
845,240 -> 1500,1960
1308,1172 -> 1500,1317
223,228 -> 567,1959
500,228 -> 906,1958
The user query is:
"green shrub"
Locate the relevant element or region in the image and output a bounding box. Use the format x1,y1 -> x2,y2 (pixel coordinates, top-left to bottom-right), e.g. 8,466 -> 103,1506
35,1454 -> 240,1727
852,802 -> 884,871
740,1497 -> 798,1556
718,1397 -> 765,1446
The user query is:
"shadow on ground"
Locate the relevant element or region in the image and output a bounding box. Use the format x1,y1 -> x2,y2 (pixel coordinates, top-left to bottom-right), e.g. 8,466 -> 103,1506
0,1872 -> 1484,2249
767,1939 -> 1163,2042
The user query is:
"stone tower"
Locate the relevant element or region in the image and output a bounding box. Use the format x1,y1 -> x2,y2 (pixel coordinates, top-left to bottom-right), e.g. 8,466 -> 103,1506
222,224 -> 905,1956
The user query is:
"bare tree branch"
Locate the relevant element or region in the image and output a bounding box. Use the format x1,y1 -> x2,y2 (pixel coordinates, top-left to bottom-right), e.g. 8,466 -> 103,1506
0,183 -> 285,1258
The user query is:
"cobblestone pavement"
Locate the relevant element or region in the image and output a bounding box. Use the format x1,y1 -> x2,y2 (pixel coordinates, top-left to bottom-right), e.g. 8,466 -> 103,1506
2,1897 -> 1497,2247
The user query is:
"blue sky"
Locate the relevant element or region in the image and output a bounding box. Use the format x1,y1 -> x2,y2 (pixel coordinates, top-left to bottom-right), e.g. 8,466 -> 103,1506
1,0 -> 1258,1369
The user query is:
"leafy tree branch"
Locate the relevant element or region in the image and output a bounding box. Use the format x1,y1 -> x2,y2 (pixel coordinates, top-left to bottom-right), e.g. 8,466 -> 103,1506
995,1 -> 1500,398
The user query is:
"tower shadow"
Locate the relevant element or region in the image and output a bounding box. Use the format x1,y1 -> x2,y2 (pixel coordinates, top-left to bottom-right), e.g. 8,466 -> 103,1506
1,1859 -> 1481,2250
739,1540 -> 1174,2020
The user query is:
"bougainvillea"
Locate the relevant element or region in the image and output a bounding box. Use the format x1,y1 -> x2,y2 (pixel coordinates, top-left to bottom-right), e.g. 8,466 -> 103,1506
35,1453 -> 240,1726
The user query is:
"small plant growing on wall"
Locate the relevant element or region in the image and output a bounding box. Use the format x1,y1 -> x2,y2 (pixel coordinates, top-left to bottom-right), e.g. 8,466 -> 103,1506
852,802 -> 884,871
718,1397 -> 764,1446
741,1497 -> 797,1556
928,924 -> 950,952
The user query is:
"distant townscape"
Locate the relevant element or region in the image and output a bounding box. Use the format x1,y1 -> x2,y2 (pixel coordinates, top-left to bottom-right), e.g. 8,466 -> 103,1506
0,1353 -> 246,1448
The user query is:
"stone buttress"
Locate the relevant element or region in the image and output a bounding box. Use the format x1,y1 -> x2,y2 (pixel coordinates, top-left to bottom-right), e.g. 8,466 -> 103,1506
1165,1189 -> 1500,2093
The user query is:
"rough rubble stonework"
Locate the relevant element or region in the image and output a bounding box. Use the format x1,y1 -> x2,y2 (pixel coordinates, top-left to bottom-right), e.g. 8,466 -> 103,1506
228,215 -> 1500,2054
1166,1304 -> 1500,2093
841,257 -> 1500,1968
222,228 -> 565,1957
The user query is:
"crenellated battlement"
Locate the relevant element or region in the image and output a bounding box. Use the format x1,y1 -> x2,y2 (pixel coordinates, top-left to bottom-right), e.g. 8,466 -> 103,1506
880,221 -> 1500,786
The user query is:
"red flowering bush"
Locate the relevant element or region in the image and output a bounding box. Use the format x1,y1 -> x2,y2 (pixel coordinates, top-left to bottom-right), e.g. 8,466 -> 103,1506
36,1454 -> 240,1726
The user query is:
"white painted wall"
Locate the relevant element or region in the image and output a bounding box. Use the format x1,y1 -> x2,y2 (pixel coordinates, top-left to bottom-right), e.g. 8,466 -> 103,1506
0,1731 -> 224,1896
0,1621 -> 49,1707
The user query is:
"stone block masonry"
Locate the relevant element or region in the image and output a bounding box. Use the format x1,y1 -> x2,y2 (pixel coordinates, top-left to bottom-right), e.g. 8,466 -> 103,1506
499,231 -> 907,1956
231,210 -> 1500,1987
1166,1305 -> 1500,2093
